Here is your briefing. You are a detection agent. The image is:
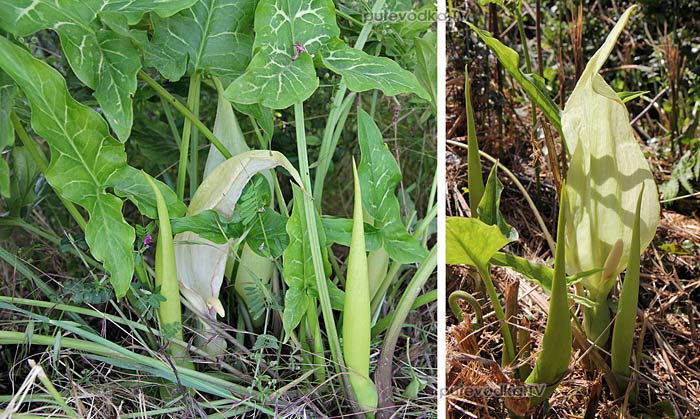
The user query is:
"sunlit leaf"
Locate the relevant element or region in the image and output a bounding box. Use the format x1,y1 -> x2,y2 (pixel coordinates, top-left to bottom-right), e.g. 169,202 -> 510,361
225,0 -> 339,109
445,217 -> 511,269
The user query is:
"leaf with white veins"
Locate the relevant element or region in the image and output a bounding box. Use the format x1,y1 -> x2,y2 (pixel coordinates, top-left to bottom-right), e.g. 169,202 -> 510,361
145,0 -> 255,83
321,40 -> 430,100
0,0 -> 196,141
0,35 -> 134,296
225,0 -> 339,109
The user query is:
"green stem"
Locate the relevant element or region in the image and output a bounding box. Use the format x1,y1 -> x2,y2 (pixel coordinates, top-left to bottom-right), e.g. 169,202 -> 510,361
138,71 -> 231,161
305,302 -> 327,383
161,97 -> 182,147
293,102 -> 344,375
448,290 -> 483,330
479,266 -> 516,365
374,246 -> 436,415
10,112 -> 88,231
176,72 -> 202,200
371,289 -> 437,337
312,0 -> 386,207
188,75 -> 202,199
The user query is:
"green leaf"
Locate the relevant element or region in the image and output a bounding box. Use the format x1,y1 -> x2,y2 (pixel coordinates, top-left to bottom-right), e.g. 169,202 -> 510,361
414,31 -> 437,113
467,22 -> 562,135
225,0 -> 339,108
0,0 -> 196,141
171,209 -> 244,244
225,47 -> 318,109
6,147 -> 39,216
321,216 -> 383,252
465,66 -> 484,212
357,108 -> 427,264
246,209 -> 289,259
320,40 -> 430,100
0,72 -> 14,151
562,6 -> 660,293
0,160 -> 9,198
477,165 -> 518,241
282,185 -> 332,338
445,217 -> 512,269
145,0 -> 256,83
618,90 -> 648,104
0,73 -> 15,198
111,166 -> 186,219
525,186 -> 571,404
611,185 -> 645,380
0,35 -> 134,297
283,286 -> 311,339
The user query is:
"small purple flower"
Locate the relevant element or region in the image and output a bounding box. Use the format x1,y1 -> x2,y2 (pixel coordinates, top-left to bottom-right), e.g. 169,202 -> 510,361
291,43 -> 307,61
143,234 -> 153,246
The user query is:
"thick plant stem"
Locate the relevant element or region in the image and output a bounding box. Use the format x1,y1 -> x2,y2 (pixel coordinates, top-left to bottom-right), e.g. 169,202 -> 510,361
10,112 -> 88,231
176,72 -> 202,200
305,302 -> 327,383
138,71 -> 231,161
188,75 -> 202,199
375,246 -> 436,418
584,287 -> 612,348
480,267 -> 516,365
293,103 -> 345,377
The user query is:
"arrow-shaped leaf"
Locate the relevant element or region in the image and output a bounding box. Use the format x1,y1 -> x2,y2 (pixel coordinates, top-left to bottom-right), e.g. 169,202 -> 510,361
357,108 -> 427,264
225,0 -> 339,109
0,0 -> 196,141
0,35 -> 135,296
321,40 -> 430,100
145,0 -> 256,83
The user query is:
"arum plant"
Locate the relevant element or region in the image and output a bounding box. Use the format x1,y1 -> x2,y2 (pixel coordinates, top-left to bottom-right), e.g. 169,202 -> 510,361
561,5 -> 659,345
174,151 -> 303,355
455,3 -> 662,410
220,0 -> 433,408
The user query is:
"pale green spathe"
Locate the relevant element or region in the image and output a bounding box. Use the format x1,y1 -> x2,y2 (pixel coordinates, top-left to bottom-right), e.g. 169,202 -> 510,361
175,151 -> 303,322
562,6 -> 659,294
